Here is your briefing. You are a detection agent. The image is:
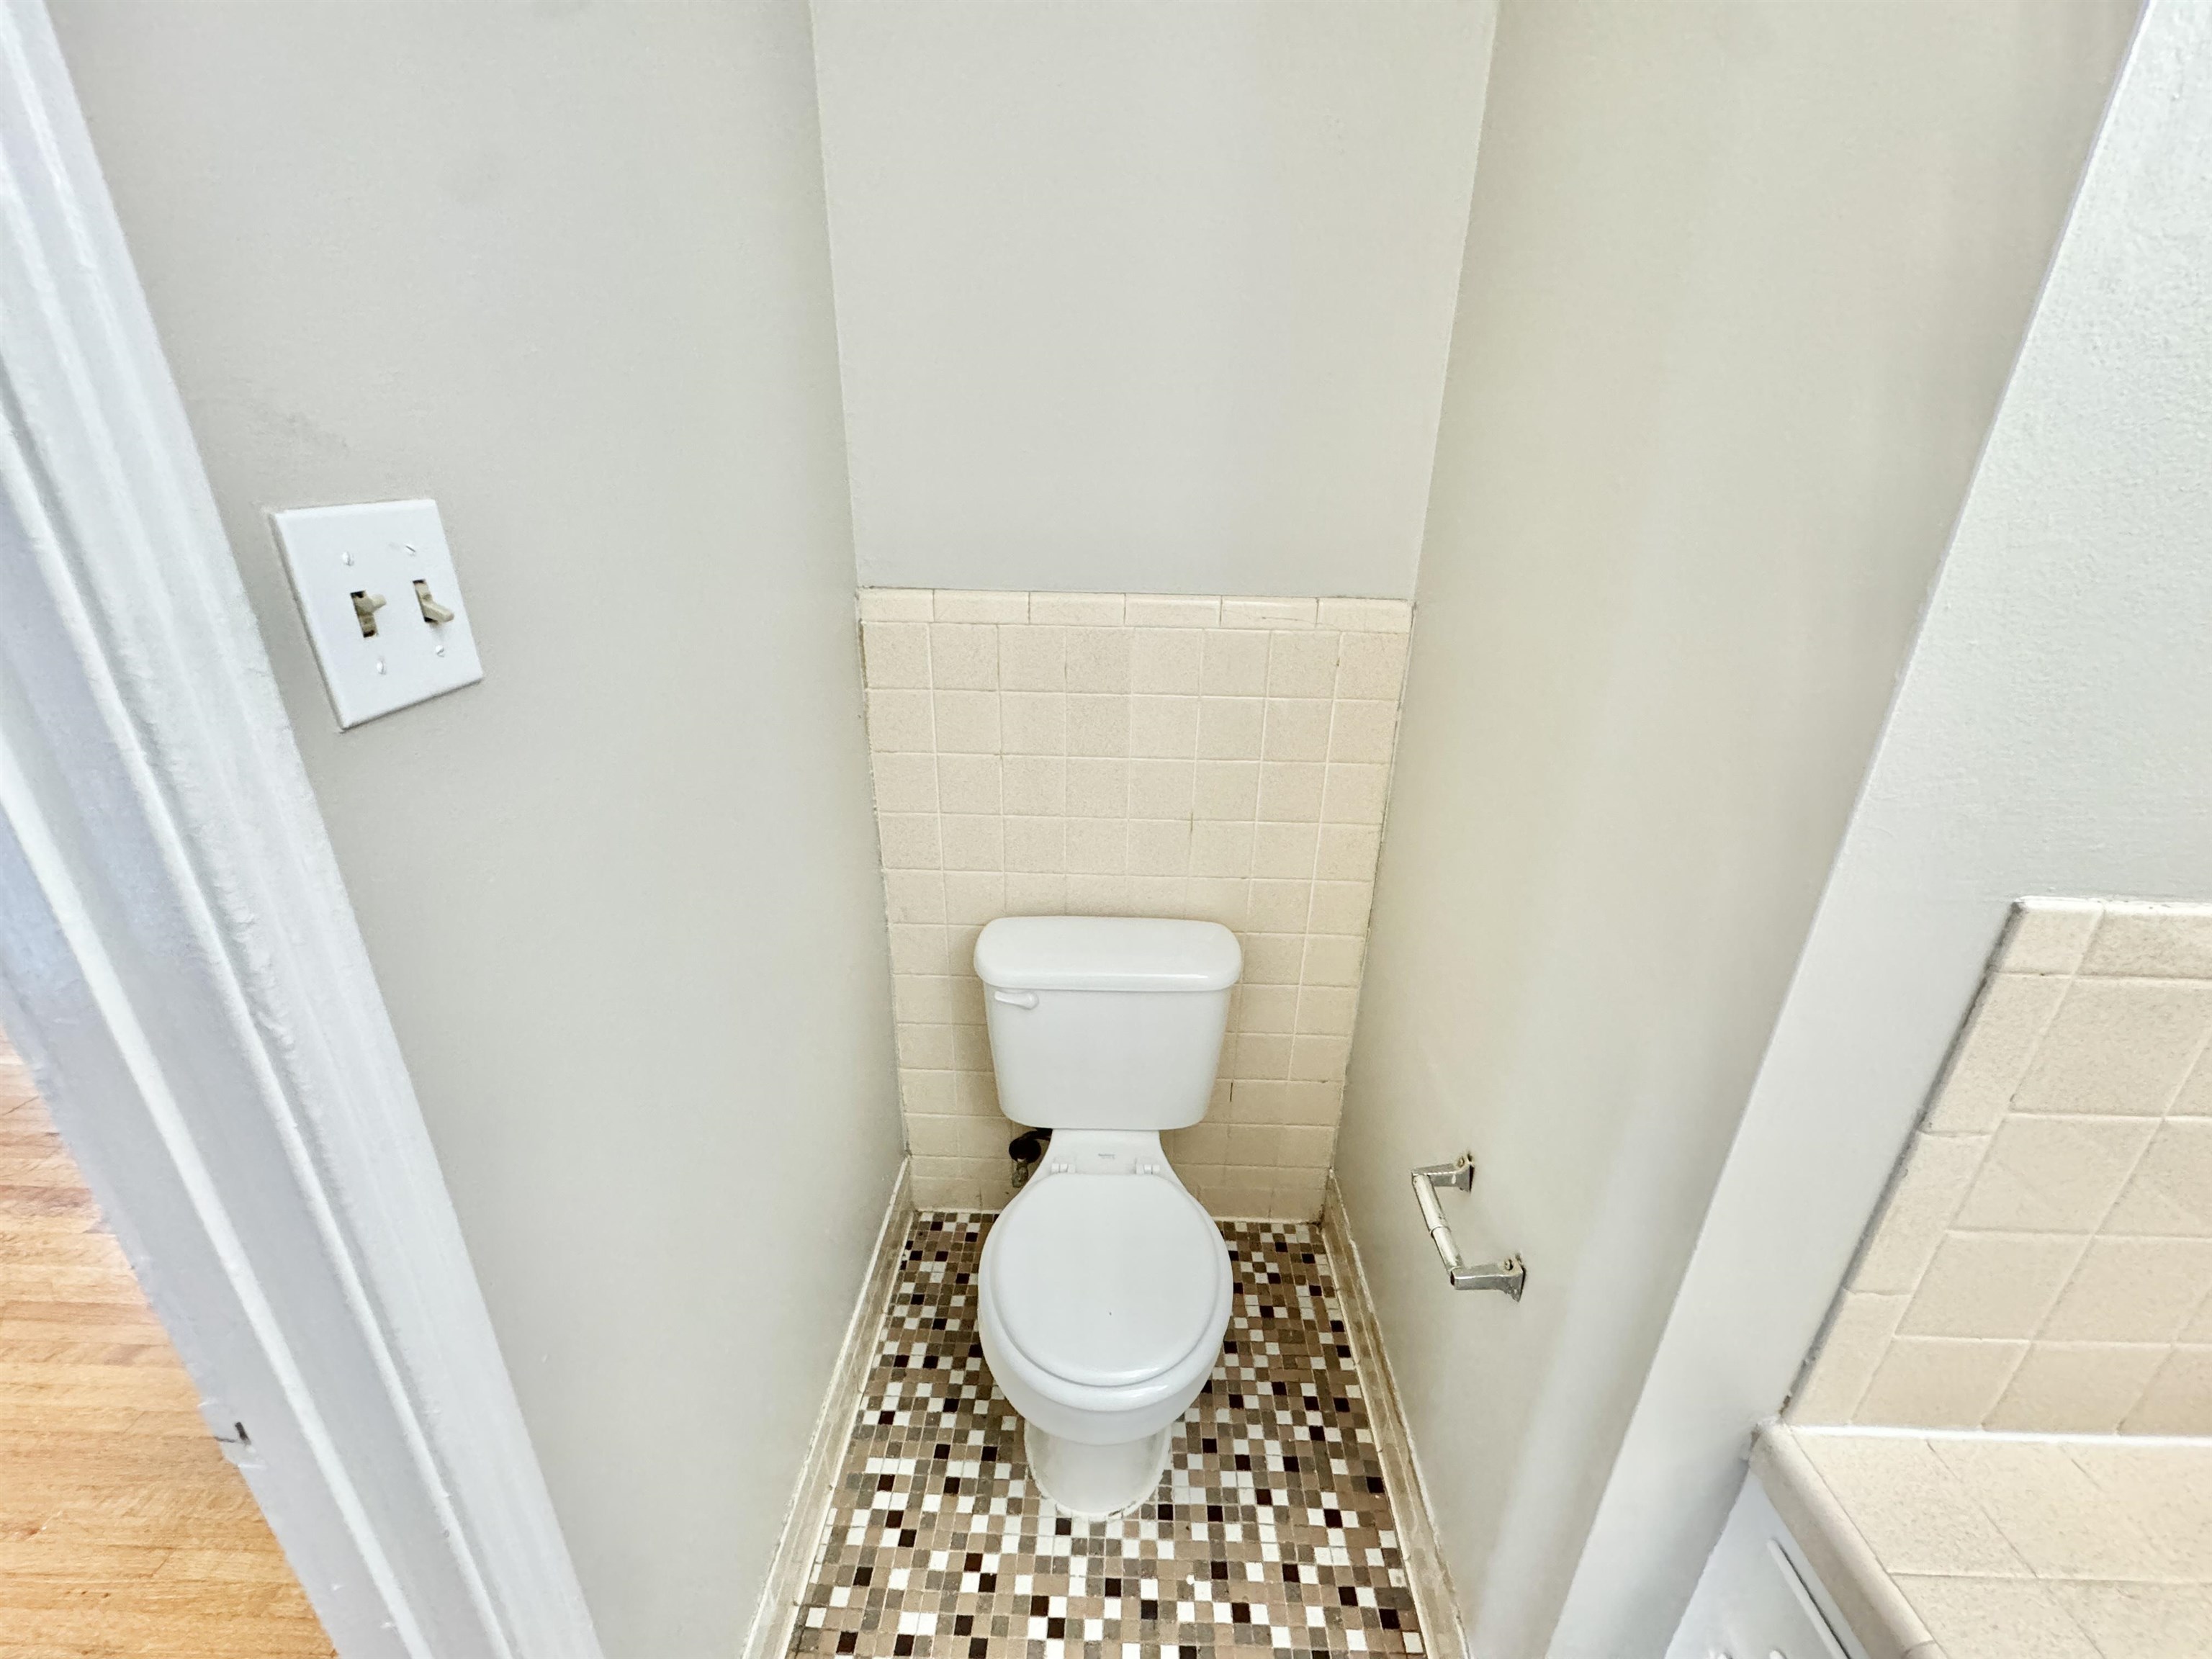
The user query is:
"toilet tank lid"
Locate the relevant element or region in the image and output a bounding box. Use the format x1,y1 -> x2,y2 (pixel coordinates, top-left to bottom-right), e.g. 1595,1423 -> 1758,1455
974,916 -> 1241,992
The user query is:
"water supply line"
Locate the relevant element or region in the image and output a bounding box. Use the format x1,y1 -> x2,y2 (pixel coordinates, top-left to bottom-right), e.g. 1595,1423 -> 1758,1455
1009,1128 -> 1050,1192
1411,1153 -> 1526,1298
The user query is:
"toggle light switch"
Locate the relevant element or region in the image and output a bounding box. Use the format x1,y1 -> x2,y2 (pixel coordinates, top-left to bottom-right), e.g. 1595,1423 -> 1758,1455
271,498 -> 485,729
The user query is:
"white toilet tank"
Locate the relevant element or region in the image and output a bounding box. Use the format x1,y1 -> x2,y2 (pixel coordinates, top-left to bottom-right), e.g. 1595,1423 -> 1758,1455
974,917 -> 1241,1130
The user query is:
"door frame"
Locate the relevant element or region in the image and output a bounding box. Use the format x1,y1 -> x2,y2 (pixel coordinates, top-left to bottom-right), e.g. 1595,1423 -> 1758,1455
0,6 -> 602,1654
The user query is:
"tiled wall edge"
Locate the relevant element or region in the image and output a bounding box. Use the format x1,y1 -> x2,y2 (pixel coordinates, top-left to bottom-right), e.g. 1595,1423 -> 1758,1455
1792,897 -> 2212,1434
859,588 -> 1414,634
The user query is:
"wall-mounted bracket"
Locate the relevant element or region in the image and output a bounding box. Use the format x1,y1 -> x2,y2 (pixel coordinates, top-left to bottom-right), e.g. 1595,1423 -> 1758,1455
1411,1153 -> 1526,1300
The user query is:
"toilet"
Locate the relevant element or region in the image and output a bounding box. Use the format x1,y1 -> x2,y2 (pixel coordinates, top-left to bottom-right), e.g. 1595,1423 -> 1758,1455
973,914 -> 1241,1518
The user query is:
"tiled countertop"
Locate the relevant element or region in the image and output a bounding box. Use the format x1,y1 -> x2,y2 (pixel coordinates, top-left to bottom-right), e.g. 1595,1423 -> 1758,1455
1755,1424 -> 2212,1659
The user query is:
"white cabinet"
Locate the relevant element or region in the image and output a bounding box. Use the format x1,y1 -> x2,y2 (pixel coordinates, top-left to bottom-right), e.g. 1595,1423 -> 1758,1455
1668,1467 -> 1866,1659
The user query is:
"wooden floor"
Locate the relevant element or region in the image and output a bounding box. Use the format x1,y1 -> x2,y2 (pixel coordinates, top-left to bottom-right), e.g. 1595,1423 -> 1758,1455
0,1034 -> 333,1658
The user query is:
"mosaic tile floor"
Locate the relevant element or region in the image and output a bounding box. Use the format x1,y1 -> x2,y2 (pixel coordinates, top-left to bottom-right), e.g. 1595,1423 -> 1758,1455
788,1210 -> 1425,1658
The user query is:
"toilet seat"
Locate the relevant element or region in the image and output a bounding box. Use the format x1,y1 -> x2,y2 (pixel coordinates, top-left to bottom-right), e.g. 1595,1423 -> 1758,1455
984,1173 -> 1229,1390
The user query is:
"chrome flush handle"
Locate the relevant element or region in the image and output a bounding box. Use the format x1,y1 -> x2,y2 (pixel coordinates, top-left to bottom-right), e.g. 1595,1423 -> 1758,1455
1411,1153 -> 1526,1299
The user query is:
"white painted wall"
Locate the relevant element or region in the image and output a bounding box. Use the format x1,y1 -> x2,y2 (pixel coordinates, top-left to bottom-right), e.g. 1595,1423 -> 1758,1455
1328,3 -> 2136,1655
1563,6 -> 2212,1651
50,6 -> 904,1655
811,0 -> 1493,601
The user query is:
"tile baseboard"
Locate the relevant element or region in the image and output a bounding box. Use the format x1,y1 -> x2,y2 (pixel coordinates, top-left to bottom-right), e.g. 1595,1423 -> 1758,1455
1325,1174 -> 1468,1659
740,1158 -> 914,1659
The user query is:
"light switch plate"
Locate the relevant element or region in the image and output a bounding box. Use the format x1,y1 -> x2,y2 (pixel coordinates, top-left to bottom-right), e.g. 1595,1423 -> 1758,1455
270,499 -> 484,729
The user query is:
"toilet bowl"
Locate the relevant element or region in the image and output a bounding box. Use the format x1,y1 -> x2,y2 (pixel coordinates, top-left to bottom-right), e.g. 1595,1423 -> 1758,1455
978,1132 -> 1232,1516
972,915 -> 1241,1517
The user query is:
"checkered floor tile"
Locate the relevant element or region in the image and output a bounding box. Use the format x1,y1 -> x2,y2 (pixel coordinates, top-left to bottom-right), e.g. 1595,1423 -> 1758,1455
788,1210 -> 1424,1658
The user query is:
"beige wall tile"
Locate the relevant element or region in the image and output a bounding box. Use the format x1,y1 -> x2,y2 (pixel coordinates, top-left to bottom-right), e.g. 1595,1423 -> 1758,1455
2047,1583 -> 2212,1659
1791,1290 -> 1909,1423
877,813 -> 943,871
2172,1049 -> 2212,1120
1334,632 -> 1408,700
2013,979 -> 2212,1118
1901,1233 -> 2082,1339
1266,632 -> 1339,699
1820,904 -> 2212,1434
932,590 -> 1028,624
1290,1035 -> 1351,1083
1998,897 -> 2103,976
1130,631 -> 1203,694
896,1022 -> 953,1070
871,752 -> 939,814
1930,1439 -> 2185,1582
1065,819 -> 1127,874
928,623 -> 999,689
1246,880 -> 1311,933
1322,763 -> 1390,824
1240,985 -> 1299,1035
2105,1119 -> 2212,1236
1002,755 -> 1065,816
1191,822 -> 1255,880
1125,595 -> 1219,628
1272,1169 -> 1328,1220
862,620 -> 931,688
2082,904 -> 2212,980
1197,696 -> 1264,759
1328,701 -> 1401,765
1029,593 -> 1124,625
1130,696 -> 1202,758
1297,986 -> 1359,1039
1262,699 -> 1332,762
860,590 -> 1404,1218
1954,1115 -> 2157,1233
1066,757 -> 1129,817
1853,1132 -> 1987,1294
884,871 -> 945,925
1891,1577 -> 2100,1659
1002,872 -> 1066,915
940,814 -> 1004,872
889,923 -> 949,976
1244,935 -> 1304,985
1316,824 -> 1381,881
999,690 -> 1067,755
933,689 -> 1002,753
1064,627 -> 1133,693
2065,1441 -> 2212,1573
999,626 -> 1065,691
2122,1346 -> 2212,1434
1308,881 -> 1375,935
1989,1342 -> 2165,1433
1302,935 -> 1365,988
937,755 -> 1001,815
1923,972 -> 2069,1132
1257,763 -> 1325,823
859,588 -> 935,622
1855,1337 -> 2026,1427
1201,631 -> 1270,696
1796,1434 -> 2028,1575
2041,1237 -> 2212,1344
1065,693 -> 1130,757
1134,758 -> 1208,822
1317,598 -> 1411,634
943,871 -> 1006,923
1004,817 -> 1066,874
1252,822 -> 1320,879
1221,598 -> 1316,629
1194,761 -> 1260,821
866,688 -> 935,753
